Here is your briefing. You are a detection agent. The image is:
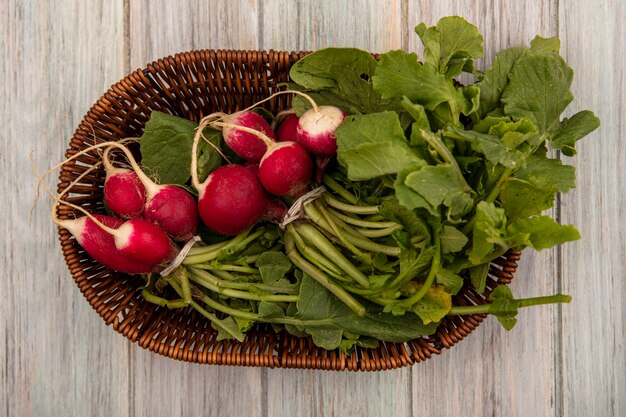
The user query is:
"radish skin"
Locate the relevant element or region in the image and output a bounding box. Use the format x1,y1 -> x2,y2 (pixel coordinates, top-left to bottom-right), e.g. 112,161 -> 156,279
258,141 -> 312,196
296,106 -> 345,156
221,111 -> 276,161
113,219 -> 176,265
102,146 -> 146,219
103,168 -> 146,219
196,165 -> 269,235
143,185 -> 198,241
276,113 -> 299,142
103,143 -> 199,241
60,215 -> 155,274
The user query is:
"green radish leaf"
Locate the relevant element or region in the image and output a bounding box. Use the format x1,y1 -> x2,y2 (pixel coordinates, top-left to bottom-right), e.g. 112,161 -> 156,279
140,111 -> 223,185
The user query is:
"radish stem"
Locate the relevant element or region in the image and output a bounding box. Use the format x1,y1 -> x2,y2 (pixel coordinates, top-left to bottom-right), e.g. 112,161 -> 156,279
285,230 -> 366,316
323,194 -> 380,214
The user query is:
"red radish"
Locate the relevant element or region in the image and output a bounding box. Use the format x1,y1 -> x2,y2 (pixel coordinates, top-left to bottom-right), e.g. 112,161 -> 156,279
313,156 -> 334,184
208,115 -> 313,197
195,165 -> 270,235
276,113 -> 299,142
220,111 -> 276,161
59,214 -> 155,274
51,163 -> 176,270
102,143 -> 198,241
143,185 -> 198,241
113,218 -> 175,265
102,147 -> 146,219
58,208 -> 175,267
296,105 -> 345,156
258,141 -> 312,196
264,199 -> 288,222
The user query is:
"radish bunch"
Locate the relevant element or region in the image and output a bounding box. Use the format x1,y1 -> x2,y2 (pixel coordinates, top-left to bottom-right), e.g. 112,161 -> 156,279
50,91 -> 345,274
51,141 -> 200,274
191,94 -> 345,236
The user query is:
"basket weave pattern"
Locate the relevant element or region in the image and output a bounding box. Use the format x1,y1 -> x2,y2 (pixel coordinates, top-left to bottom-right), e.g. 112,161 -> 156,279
57,49 -> 520,371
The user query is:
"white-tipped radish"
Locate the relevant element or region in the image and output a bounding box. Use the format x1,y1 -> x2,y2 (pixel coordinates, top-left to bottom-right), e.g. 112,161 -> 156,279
59,215 -> 155,274
219,111 -> 276,161
195,165 -> 270,235
112,218 -> 176,265
296,105 -> 345,156
258,141 -> 312,196
102,143 -> 198,241
102,147 -> 146,219
48,165 -> 164,273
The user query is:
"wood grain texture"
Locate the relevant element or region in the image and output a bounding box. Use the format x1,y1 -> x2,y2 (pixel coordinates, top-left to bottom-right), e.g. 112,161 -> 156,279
129,0 -> 258,68
559,1 -> 626,416
1,1 -> 129,416
2,1 -> 625,416
127,2 -> 263,417
406,2 -> 561,416
258,2 -> 411,417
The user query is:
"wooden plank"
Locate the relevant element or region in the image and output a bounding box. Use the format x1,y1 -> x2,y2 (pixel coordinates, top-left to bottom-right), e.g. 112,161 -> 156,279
258,2 -> 411,417
127,2 -> 264,416
258,0 -> 404,51
0,1 -> 128,416
406,2 -> 560,416
129,0 -> 258,68
559,2 -> 626,416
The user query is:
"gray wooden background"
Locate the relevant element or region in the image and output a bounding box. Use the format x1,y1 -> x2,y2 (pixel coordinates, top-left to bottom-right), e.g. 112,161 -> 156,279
2,1 -> 624,416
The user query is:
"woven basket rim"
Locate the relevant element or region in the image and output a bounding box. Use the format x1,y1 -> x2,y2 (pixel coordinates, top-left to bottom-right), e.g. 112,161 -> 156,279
57,48 -> 521,371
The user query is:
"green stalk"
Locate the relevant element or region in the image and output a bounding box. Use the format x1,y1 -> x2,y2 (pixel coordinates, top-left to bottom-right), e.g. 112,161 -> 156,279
330,217 -> 402,256
167,278 -> 245,341
188,267 -> 298,294
326,207 -> 399,228
141,289 -> 188,309
182,228 -> 265,265
421,129 -> 471,193
192,263 -> 259,274
461,167 -> 513,235
285,231 -> 366,316
186,240 -> 230,256
323,194 -> 380,214
448,294 -> 572,315
187,272 -> 298,302
311,200 -> 364,256
178,267 -> 192,304
293,223 -> 370,288
197,293 -> 336,328
322,176 -> 358,204
289,228 -> 347,279
354,225 -> 402,238
399,229 -> 441,306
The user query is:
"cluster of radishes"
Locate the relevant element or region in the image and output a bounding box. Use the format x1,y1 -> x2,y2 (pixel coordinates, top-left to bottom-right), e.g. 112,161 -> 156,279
54,100 -> 345,276
194,104 -> 345,236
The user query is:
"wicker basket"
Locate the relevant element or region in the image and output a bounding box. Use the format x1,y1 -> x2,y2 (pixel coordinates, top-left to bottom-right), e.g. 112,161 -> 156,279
56,49 -> 520,371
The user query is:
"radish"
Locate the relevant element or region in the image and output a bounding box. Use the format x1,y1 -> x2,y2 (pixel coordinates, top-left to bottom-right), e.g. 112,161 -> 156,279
258,141 -> 312,196
112,218 -> 175,265
102,147 -> 146,219
102,143 -> 198,241
56,206 -> 175,268
276,113 -> 299,142
264,199 -> 288,223
219,111 -> 276,161
207,116 -> 313,197
49,166 -> 171,273
59,214 -> 154,274
296,105 -> 345,156
194,165 -> 270,235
